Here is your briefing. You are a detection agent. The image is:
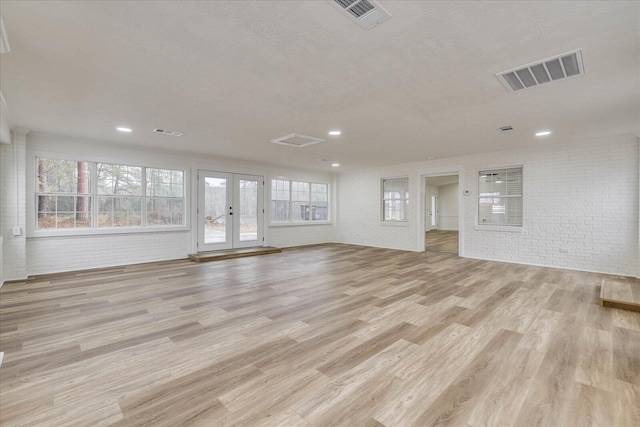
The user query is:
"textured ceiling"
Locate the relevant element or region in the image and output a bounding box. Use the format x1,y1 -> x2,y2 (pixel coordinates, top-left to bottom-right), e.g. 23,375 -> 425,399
1,1 -> 639,171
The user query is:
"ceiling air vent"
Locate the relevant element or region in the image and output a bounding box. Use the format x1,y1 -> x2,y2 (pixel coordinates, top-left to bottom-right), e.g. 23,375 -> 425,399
330,0 -> 391,29
153,128 -> 183,137
270,133 -> 326,148
496,49 -> 584,92
499,125 -> 514,132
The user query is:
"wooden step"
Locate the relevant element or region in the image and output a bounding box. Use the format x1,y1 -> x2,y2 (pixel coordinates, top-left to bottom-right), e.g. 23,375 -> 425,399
188,246 -> 281,262
600,279 -> 640,312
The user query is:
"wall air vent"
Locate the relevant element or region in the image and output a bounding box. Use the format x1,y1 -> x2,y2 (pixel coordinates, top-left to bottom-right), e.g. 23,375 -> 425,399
270,133 -> 326,148
330,0 -> 391,29
153,128 -> 183,137
496,49 -> 584,93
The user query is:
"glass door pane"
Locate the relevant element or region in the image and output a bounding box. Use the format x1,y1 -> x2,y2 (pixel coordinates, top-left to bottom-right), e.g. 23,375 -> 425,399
233,174 -> 263,248
204,177 -> 228,244
238,179 -> 258,241
198,171 -> 232,251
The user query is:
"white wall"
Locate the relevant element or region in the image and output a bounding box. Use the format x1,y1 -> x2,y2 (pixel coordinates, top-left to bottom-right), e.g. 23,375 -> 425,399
439,183 -> 459,231
0,131 -> 337,278
338,135 -> 639,277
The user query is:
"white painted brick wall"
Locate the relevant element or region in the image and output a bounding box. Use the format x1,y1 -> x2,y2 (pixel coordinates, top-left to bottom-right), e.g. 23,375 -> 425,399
269,224 -> 336,248
0,130 -> 28,281
26,231 -> 190,276
338,135 -> 639,277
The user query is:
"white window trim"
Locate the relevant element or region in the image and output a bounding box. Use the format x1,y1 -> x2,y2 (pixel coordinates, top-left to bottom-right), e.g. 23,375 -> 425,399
476,165 -> 523,228
269,178 -> 332,225
27,152 -> 189,238
381,176 -> 409,223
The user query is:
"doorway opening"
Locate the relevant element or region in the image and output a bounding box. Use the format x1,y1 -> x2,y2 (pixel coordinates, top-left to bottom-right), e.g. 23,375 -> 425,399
197,170 -> 264,252
425,174 -> 460,255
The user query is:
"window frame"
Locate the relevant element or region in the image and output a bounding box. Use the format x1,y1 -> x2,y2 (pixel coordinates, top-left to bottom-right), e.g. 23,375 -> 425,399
381,176 -> 409,224
269,178 -> 331,226
476,165 -> 523,229
29,153 -> 188,237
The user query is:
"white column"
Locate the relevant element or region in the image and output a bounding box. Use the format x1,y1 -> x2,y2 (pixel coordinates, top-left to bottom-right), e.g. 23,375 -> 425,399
0,128 -> 29,281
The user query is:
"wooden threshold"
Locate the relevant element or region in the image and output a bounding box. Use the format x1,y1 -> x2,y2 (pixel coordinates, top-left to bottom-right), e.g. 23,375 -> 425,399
600,279 -> 640,312
188,246 -> 281,262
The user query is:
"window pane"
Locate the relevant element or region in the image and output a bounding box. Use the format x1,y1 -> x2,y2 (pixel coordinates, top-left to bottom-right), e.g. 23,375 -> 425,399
147,198 -> 184,226
97,163 -> 142,195
383,178 -> 408,200
311,183 -> 328,202
98,196 -> 142,227
384,199 -> 408,221
291,181 -> 310,202
478,167 -> 522,226
311,202 -> 328,220
271,200 -> 290,222
291,202 -> 310,221
37,195 -> 92,229
479,196 -> 522,226
147,168 -> 184,197
37,158 -> 90,194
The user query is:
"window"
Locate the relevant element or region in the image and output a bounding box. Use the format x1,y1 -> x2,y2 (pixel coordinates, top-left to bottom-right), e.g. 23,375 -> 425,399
271,179 -> 329,223
382,177 -> 409,221
36,157 -> 185,231
36,158 -> 92,229
478,167 -> 522,226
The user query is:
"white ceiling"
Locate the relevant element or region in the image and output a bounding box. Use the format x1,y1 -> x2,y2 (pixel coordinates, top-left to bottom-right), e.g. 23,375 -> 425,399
1,1 -> 638,172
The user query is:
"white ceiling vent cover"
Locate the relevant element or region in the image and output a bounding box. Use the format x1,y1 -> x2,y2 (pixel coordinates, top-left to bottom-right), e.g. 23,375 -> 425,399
270,133 -> 326,148
496,49 -> 584,92
330,0 -> 391,29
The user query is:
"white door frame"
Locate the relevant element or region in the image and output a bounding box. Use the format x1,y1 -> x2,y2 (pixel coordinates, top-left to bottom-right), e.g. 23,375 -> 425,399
197,170 -> 264,252
417,167 -> 464,255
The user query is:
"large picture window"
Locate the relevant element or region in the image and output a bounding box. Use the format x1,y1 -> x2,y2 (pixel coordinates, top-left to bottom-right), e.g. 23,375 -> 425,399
36,157 -> 185,231
271,179 -> 329,223
382,177 -> 409,222
478,167 -> 523,226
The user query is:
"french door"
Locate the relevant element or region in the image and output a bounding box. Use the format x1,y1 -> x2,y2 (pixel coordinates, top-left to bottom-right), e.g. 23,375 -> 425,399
197,171 -> 264,251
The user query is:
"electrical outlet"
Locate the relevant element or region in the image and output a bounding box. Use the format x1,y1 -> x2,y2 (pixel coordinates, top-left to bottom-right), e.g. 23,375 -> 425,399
12,226 -> 21,236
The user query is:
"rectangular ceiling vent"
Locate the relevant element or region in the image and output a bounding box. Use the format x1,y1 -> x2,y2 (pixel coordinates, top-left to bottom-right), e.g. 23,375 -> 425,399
496,49 -> 584,92
330,0 -> 391,29
153,128 -> 183,137
270,133 -> 326,148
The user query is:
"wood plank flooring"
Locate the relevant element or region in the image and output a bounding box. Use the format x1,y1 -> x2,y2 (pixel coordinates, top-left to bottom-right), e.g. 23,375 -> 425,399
1,244 -> 639,426
425,229 -> 459,255
601,279 -> 640,312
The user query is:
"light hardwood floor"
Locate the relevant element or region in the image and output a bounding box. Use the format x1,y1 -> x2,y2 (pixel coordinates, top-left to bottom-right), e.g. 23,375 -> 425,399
425,229 -> 459,255
1,244 -> 639,426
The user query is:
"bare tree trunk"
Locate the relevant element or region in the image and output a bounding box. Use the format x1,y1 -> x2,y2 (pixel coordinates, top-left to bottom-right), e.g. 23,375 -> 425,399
37,160 -> 47,218
77,162 -> 89,220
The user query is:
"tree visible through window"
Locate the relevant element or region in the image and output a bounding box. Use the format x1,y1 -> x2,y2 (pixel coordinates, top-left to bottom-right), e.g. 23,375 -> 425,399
36,157 -> 185,230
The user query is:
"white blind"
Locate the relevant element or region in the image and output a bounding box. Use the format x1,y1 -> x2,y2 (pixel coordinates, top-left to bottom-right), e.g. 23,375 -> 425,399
478,167 -> 522,226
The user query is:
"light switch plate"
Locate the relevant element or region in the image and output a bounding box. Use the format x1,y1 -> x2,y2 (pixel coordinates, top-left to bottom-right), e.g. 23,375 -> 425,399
12,226 -> 21,236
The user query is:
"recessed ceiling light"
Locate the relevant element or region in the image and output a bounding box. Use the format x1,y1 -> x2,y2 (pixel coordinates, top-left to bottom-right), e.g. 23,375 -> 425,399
117,127 -> 132,132
535,130 -> 552,136
328,130 -> 341,136
427,156 -> 436,160
331,163 -> 340,167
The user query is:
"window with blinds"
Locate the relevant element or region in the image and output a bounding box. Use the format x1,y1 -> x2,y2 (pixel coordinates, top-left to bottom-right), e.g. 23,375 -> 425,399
382,177 -> 409,222
478,167 -> 522,226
